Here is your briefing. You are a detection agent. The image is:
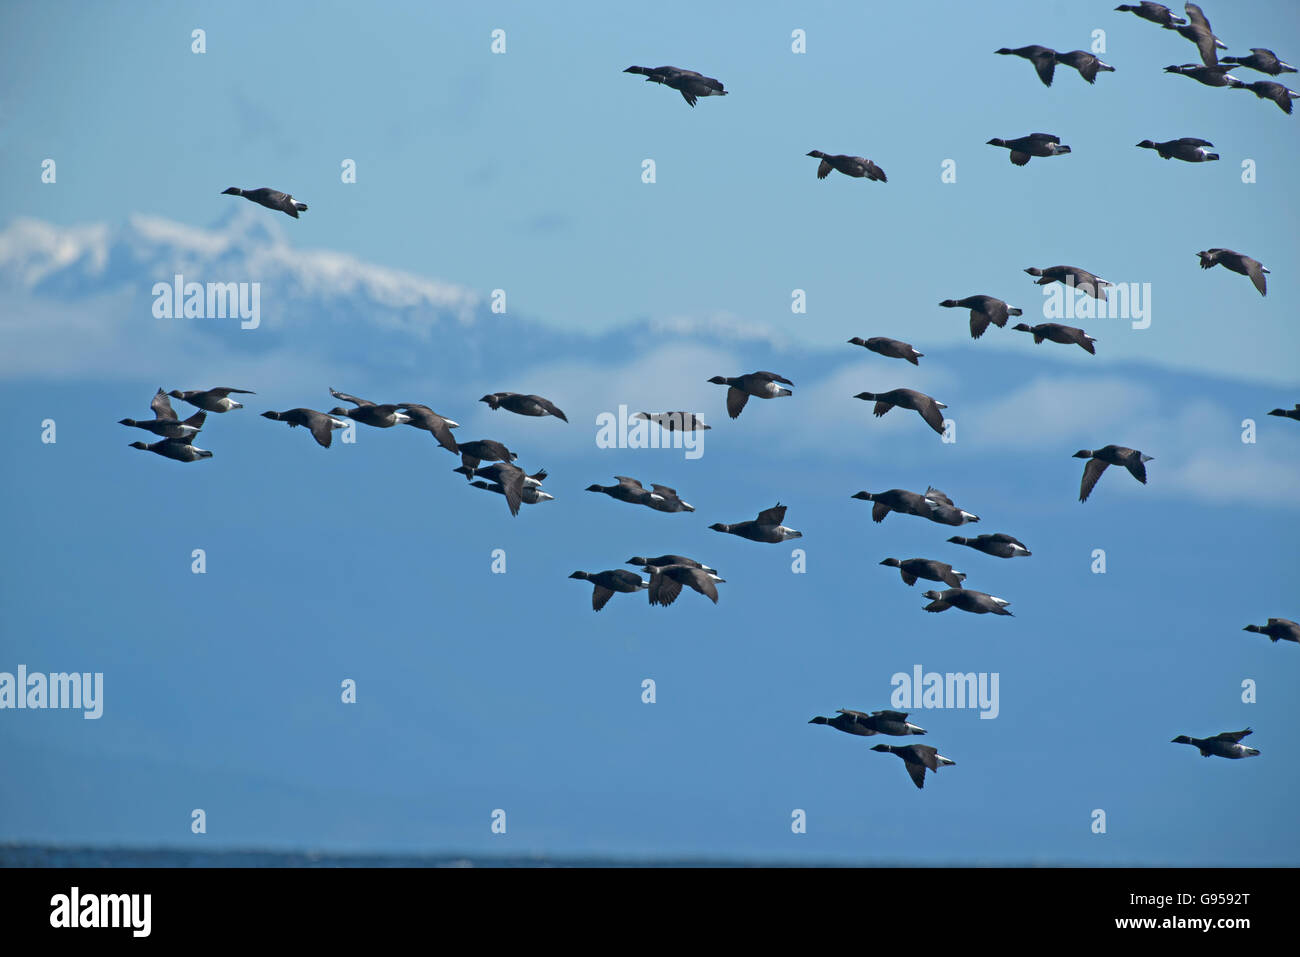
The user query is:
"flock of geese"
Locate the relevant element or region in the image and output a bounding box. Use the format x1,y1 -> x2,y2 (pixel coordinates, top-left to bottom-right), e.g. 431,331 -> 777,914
119,1 -> 1296,792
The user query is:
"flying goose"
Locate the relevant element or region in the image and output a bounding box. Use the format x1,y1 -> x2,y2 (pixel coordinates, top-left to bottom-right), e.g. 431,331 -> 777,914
851,488 -> 934,523
128,433 -> 213,463
1055,50 -> 1116,83
1115,3 -> 1186,28
1026,265 -> 1111,301
585,476 -> 662,507
1228,78 -> 1298,113
871,743 -> 956,789
1196,248 -> 1269,296
645,484 -> 694,513
1012,322 -> 1097,354
947,533 -> 1032,559
939,296 -> 1022,339
623,65 -> 727,107
466,462 -> 531,516
1171,727 -> 1259,759
1267,404 -> 1300,421
627,555 -> 719,575
327,388 -> 412,428
1221,48 -> 1296,75
879,558 -> 966,588
810,709 -> 927,737
456,439 -> 517,478
480,392 -> 568,422
260,408 -> 349,448
469,480 -> 554,508
397,403 -> 460,453
1165,3 -> 1226,66
708,371 -> 794,419
806,151 -> 887,182
1074,446 -> 1153,502
221,186 -> 308,218
633,412 -> 712,431
987,133 -> 1072,166
119,389 -> 206,438
647,564 -> 723,606
569,570 -> 649,611
1243,618 -> 1299,643
1164,63 -> 1240,86
995,45 -> 1059,86
168,387 -> 254,413
922,589 -> 1013,616
921,487 -> 981,526
848,336 -> 923,365
854,389 -> 948,435
710,503 -> 802,543
1136,137 -> 1219,162
454,463 -> 546,487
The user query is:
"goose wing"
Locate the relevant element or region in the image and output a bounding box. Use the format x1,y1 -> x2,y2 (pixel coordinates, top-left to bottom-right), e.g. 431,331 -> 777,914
1080,458 -> 1110,502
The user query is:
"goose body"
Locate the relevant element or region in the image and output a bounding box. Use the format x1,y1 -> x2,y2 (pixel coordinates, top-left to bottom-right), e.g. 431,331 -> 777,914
1012,322 -> 1097,354
708,371 -> 793,419
879,558 -> 966,588
168,387 -> 254,413
806,151 -> 887,182
854,388 -> 948,435
624,65 -> 727,107
1164,3 -> 1227,66
987,133 -> 1072,166
327,388 -> 411,428
811,709 -> 927,737
397,403 -> 460,453
128,433 -> 212,463
586,475 -> 662,507
569,569 -> 648,611
848,336 -> 923,365
1222,48 -> 1296,76
710,503 -> 802,543
456,439 -> 517,478
480,392 -> 568,422
119,388 -> 206,437
1115,3 -> 1186,28
627,555 -> 719,575
922,588 -> 1013,616
221,186 -> 308,218
1267,404 -> 1300,421
1055,50 -> 1115,83
995,45 -> 1059,86
871,743 -> 956,789
1171,727 -> 1259,759
1136,137 -> 1218,162
1165,63 -> 1239,86
939,296 -> 1022,339
1074,445 -> 1153,501
852,488 -> 933,523
633,412 -> 711,431
1243,618 -> 1299,643
1196,248 -> 1269,296
1229,78 -> 1298,113
947,533 -> 1032,559
260,408 -> 348,448
647,564 -> 723,606
1025,265 -> 1111,301
921,487 -> 981,526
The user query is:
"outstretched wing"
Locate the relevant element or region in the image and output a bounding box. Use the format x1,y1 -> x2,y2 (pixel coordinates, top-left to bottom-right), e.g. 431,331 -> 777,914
756,503 -> 788,526
1079,459 -> 1109,502
150,388 -> 178,420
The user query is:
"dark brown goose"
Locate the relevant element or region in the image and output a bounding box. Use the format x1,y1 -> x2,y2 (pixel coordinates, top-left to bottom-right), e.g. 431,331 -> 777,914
1228,78 -> 1298,113
623,65 -> 727,107
120,389 -> 206,438
939,296 -> 1022,339
848,336 -> 923,365
1243,619 -> 1299,643
1171,728 -> 1259,758
1221,49 -> 1296,75
1025,265 -> 1111,301
1055,50 -> 1115,83
871,743 -> 956,789
947,533 -> 1031,559
1164,63 -> 1240,86
710,503 -> 802,543
879,558 -> 966,588
260,408 -> 348,448
569,570 -> 648,611
1268,404 -> 1300,421
327,388 -> 411,428
128,433 -> 212,463
1136,137 -> 1218,162
1196,248 -> 1269,296
708,371 -> 793,419
1074,445 -> 1153,502
457,439 -> 517,478
633,412 -> 712,431
1012,322 -> 1097,354
480,392 -> 568,422
922,589 -> 1013,616
806,151 -> 887,182
854,389 -> 947,435
986,133 -> 1072,166
852,488 -> 933,523
1165,3 -> 1226,66
1115,3 -> 1186,28
168,387 -> 254,413
221,186 -> 307,218
810,709 -> 927,737
397,403 -> 460,453
647,564 -> 723,606
995,45 -> 1058,86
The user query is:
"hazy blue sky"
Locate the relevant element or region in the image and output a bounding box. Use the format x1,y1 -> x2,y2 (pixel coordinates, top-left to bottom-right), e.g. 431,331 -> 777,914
1,0 -> 1297,864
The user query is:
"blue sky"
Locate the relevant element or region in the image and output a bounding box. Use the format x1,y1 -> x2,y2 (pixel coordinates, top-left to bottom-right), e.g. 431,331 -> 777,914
1,0 -> 1297,864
